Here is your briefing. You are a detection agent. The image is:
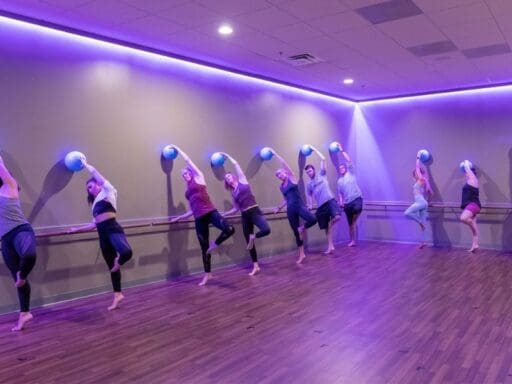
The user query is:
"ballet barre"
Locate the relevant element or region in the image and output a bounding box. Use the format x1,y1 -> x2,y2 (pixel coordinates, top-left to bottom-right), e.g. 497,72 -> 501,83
30,202 -> 512,239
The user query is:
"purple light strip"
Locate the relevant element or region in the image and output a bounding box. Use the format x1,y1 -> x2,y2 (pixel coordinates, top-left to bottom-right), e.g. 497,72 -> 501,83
2,13 -> 511,105
0,13 -> 354,106
359,83 -> 512,105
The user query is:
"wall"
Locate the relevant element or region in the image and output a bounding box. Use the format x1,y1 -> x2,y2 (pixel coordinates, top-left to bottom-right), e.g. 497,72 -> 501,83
355,92 -> 512,250
0,19 -> 354,313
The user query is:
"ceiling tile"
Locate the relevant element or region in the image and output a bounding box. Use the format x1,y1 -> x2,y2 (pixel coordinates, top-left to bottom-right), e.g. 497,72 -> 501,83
158,3 -> 221,28
341,0 -> 389,10
356,0 -> 423,24
275,0 -> 348,20
378,14 -> 446,47
119,0 -> 189,12
233,6 -> 299,31
116,15 -> 186,38
462,43 -> 511,59
42,0 -> 94,9
268,22 -> 323,43
408,41 -> 458,57
74,0 -> 148,25
289,35 -> 341,56
413,0 -> 483,12
441,19 -> 505,49
307,11 -> 370,34
427,2 -> 492,27
223,24 -> 295,59
196,0 -> 271,17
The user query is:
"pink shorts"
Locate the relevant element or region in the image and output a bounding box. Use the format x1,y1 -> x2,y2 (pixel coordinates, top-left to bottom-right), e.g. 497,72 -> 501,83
465,202 -> 481,215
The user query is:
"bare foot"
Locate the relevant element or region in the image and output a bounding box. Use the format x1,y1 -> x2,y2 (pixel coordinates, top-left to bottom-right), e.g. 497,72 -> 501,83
11,312 -> 33,332
297,225 -> 305,241
107,293 -> 124,311
206,241 -> 217,254
246,234 -> 256,250
418,242 -> 427,249
249,265 -> 261,276
15,271 -> 26,288
110,256 -> 120,273
324,247 -> 335,255
468,244 -> 479,253
198,273 -> 212,286
348,241 -> 356,247
296,253 -> 306,264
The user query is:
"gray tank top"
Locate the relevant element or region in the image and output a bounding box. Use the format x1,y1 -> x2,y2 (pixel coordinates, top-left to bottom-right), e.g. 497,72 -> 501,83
0,196 -> 29,237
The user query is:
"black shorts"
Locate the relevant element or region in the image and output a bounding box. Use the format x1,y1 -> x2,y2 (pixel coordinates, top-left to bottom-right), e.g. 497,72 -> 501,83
344,197 -> 363,225
315,199 -> 341,230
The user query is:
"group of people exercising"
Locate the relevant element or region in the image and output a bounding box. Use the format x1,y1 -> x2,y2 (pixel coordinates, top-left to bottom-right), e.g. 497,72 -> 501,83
0,143 -> 480,331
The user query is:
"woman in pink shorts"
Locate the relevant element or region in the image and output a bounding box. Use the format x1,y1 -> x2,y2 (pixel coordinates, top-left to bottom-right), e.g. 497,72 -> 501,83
460,160 -> 481,252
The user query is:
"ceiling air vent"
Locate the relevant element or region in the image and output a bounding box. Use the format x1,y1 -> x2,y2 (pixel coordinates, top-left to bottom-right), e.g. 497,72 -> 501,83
284,53 -> 324,66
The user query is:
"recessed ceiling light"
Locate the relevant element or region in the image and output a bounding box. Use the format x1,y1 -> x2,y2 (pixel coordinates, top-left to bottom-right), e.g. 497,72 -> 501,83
343,78 -> 354,85
218,24 -> 233,36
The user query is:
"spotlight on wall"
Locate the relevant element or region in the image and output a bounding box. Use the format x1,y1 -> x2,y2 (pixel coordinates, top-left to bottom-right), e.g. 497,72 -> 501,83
218,24 -> 233,36
343,78 -> 354,85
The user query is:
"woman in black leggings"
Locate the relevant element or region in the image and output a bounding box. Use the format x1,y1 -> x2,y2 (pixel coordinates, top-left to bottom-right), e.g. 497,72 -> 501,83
69,159 -> 132,310
221,152 -> 271,276
0,154 -> 37,331
170,146 -> 235,286
270,148 -> 317,264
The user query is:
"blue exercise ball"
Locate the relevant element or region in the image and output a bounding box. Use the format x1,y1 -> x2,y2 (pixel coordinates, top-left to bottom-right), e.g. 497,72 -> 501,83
329,142 -> 341,153
64,151 -> 86,172
300,144 -> 313,156
259,147 -> 273,161
460,160 -> 473,172
211,152 -> 225,166
418,149 -> 431,163
162,145 -> 178,160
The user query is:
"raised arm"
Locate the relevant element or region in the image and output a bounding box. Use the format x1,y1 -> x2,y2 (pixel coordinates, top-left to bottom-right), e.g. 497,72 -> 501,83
0,154 -> 18,197
82,159 -> 107,186
269,148 -> 296,181
221,152 -> 248,184
416,152 -> 433,199
340,146 -> 352,164
464,160 -> 479,187
173,145 -> 205,185
414,157 -> 425,183
310,145 -> 326,174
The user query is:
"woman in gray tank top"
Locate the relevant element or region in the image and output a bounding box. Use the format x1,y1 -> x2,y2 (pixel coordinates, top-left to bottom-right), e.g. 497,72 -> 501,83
0,154 -> 37,331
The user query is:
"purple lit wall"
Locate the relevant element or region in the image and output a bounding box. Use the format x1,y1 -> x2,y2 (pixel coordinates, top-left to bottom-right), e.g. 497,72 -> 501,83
356,91 -> 512,250
0,17 -> 354,313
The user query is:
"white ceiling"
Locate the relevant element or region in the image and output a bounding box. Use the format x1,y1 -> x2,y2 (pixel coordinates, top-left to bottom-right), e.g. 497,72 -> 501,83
1,0 -> 511,101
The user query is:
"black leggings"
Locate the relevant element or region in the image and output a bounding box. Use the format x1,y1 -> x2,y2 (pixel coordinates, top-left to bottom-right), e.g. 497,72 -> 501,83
97,219 -> 133,293
287,204 -> 317,247
241,207 -> 271,262
195,210 -> 235,273
1,224 -> 37,312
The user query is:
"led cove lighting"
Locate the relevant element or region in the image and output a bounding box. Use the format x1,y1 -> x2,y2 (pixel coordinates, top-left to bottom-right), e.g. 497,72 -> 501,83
359,84 -> 512,105
0,15 -> 353,106
2,14 -> 512,104
218,24 -> 233,36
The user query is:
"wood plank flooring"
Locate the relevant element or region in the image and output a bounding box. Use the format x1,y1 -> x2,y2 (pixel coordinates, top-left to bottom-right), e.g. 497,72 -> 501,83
1,242 -> 512,383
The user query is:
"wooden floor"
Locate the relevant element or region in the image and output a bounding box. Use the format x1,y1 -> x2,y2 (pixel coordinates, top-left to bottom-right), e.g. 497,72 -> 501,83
1,242 -> 512,384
